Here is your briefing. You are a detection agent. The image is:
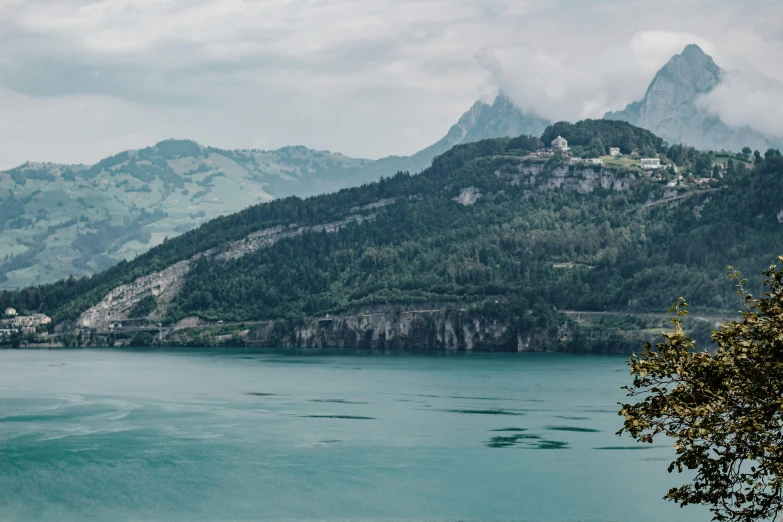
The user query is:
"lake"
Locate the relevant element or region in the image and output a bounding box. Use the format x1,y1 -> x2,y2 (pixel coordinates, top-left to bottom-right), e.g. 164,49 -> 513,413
0,348 -> 707,522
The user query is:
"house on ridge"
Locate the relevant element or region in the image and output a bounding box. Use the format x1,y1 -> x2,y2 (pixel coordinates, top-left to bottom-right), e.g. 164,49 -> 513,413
551,136 -> 569,151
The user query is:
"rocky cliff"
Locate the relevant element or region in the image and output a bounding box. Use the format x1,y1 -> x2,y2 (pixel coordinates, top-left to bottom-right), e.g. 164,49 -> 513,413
500,163 -> 636,193
240,306 -> 564,352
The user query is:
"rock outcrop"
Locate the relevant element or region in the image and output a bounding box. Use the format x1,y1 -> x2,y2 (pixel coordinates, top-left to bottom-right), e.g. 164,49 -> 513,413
498,162 -> 636,193
454,187 -> 482,205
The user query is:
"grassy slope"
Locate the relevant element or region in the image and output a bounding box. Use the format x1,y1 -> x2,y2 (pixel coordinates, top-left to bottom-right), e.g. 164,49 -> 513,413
0,142 -> 375,289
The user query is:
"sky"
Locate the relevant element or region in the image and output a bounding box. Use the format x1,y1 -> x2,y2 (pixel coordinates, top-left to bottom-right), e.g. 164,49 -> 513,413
1,0 -> 782,169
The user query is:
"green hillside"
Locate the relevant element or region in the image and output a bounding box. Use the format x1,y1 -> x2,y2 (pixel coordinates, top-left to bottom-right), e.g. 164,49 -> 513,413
0,140 -> 377,289
2,121 -> 781,350
0,92 -> 550,291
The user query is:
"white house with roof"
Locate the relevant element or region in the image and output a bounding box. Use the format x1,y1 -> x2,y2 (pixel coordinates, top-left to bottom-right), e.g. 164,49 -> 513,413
609,147 -> 620,157
640,158 -> 661,170
550,136 -> 569,151
4,307 -> 17,317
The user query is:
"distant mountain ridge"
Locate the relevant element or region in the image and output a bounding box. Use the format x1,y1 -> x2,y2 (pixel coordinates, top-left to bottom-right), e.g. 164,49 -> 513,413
604,44 -> 782,152
0,92 -> 548,289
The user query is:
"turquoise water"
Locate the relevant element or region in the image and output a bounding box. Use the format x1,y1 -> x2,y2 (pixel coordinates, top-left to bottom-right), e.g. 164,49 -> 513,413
0,349 -> 707,522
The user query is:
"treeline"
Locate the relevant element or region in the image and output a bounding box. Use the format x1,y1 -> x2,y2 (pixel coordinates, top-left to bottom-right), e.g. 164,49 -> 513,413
542,119 -> 667,157
540,120 -> 765,179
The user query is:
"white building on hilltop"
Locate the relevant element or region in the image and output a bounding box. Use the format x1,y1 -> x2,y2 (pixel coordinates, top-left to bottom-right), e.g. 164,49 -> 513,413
4,307 -> 17,317
609,147 -> 620,157
551,136 -> 569,151
641,158 -> 661,170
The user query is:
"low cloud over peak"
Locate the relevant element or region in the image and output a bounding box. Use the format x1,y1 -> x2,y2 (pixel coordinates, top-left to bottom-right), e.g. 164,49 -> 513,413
476,31 -> 722,124
698,71 -> 783,139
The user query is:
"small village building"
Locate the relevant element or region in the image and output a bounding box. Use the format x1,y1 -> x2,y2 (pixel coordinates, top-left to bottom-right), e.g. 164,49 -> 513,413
667,181 -> 678,188
569,157 -> 583,164
587,158 -> 603,165
11,313 -> 51,328
551,136 -> 569,151
609,147 -> 621,157
32,313 -> 52,325
640,158 -> 661,170
4,307 -> 17,317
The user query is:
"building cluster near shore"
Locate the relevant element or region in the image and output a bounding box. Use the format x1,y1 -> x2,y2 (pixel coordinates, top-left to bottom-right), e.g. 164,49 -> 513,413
0,308 -> 52,336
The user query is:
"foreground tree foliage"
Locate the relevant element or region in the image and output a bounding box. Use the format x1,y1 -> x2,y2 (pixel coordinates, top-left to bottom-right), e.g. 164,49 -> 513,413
620,259 -> 783,522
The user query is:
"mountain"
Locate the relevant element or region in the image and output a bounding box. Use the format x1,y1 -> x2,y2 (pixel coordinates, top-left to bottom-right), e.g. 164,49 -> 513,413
348,90 -> 550,184
4,121 -> 783,352
604,44 -> 782,153
396,90 -> 550,171
0,93 -> 547,290
0,141 -> 371,289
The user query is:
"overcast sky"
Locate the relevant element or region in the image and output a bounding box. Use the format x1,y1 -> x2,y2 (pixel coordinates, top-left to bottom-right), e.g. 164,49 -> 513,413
1,0 -> 781,169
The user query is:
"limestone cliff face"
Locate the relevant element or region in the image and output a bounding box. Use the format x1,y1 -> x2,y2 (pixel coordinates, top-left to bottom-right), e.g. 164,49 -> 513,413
244,307 -> 561,352
498,162 -> 635,193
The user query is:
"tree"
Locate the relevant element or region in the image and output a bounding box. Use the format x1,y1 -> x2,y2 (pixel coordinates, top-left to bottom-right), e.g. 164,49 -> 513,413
742,146 -> 752,157
619,258 -> 783,522
694,153 -> 713,177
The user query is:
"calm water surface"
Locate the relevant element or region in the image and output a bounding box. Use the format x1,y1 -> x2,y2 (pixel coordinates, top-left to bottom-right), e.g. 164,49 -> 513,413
0,349 -> 707,521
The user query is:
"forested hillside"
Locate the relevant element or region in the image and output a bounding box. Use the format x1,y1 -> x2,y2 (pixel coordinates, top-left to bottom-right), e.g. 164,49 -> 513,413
0,92 -> 546,290
2,121 -> 782,351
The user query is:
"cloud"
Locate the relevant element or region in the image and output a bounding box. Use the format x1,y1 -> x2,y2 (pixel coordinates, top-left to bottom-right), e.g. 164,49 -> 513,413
476,30 -> 720,123
1,0 -> 782,168
699,71 -> 783,138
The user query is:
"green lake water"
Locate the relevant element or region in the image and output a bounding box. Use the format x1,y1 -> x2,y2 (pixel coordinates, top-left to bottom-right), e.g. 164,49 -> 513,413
0,349 -> 707,521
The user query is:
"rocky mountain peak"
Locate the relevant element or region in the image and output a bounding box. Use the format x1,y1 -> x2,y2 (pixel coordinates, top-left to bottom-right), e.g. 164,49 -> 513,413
652,43 -> 720,95
454,91 -> 549,144
604,44 -> 780,152
492,89 -> 516,108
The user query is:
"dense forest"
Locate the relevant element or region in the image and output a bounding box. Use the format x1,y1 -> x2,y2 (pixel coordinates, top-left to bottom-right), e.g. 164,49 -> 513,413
2,121 -> 782,342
